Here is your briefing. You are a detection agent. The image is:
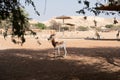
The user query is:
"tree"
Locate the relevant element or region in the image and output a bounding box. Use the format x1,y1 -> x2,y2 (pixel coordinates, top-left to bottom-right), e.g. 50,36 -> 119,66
0,0 -> 40,44
77,0 -> 120,17
77,0 -> 120,33
49,20 -> 62,31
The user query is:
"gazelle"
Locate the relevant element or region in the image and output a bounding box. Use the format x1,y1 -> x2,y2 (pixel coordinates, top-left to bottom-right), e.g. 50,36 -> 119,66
48,34 -> 67,57
95,31 -> 100,39
116,30 -> 119,39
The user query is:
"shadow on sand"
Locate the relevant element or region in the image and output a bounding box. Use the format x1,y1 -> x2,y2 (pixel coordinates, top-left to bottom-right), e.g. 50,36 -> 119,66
84,37 -> 120,41
0,47 -> 120,80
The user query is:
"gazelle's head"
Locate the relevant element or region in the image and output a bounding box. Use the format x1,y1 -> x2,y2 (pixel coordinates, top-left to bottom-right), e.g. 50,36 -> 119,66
48,34 -> 55,41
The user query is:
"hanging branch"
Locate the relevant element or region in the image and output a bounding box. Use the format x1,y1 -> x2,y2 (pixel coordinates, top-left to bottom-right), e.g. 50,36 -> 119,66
0,0 -> 40,45
77,0 -> 120,16
83,0 -> 90,7
24,0 -> 40,16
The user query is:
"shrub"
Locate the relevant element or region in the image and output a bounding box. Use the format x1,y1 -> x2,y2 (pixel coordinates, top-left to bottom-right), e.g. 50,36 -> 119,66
77,26 -> 89,31
61,26 -> 69,31
35,23 -> 46,29
105,24 -> 114,28
111,25 -> 120,31
90,26 -> 96,29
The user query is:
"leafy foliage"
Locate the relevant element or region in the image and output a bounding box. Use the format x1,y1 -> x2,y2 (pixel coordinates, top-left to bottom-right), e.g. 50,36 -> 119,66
77,26 -> 89,31
35,23 -> 46,29
77,0 -> 120,16
0,0 -> 39,20
0,0 -> 40,45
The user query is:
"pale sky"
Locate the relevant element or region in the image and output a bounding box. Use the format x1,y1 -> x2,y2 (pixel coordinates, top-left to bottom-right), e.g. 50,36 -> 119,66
24,0 -> 81,21
22,0 -> 119,21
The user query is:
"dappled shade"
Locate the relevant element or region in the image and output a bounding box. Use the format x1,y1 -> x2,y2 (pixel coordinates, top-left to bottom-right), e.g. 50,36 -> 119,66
0,47 -> 120,80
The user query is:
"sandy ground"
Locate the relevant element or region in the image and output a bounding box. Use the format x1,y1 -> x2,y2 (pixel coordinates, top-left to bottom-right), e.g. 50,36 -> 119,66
0,31 -> 120,80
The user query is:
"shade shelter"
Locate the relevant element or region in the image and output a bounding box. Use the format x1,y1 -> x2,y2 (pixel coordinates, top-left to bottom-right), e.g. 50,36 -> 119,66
65,23 -> 75,26
65,23 -> 76,31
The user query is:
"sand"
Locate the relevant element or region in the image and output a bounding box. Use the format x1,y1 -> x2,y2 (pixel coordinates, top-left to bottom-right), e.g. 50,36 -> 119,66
0,31 -> 120,80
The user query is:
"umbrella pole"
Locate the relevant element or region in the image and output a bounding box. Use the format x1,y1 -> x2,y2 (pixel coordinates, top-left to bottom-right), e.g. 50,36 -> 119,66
59,25 -> 60,32
63,19 -> 64,24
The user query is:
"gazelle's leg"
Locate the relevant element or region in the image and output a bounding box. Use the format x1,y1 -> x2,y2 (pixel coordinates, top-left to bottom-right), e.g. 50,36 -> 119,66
58,47 -> 60,56
54,48 -> 57,58
117,36 -> 119,39
97,35 -> 100,39
63,45 -> 67,57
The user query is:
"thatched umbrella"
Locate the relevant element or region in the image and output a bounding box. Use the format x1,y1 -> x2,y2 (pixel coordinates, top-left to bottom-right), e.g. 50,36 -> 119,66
55,15 -> 72,32
56,15 -> 72,24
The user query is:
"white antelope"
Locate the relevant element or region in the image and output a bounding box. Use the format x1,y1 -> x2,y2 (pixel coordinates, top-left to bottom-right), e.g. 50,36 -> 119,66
48,34 -> 67,57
